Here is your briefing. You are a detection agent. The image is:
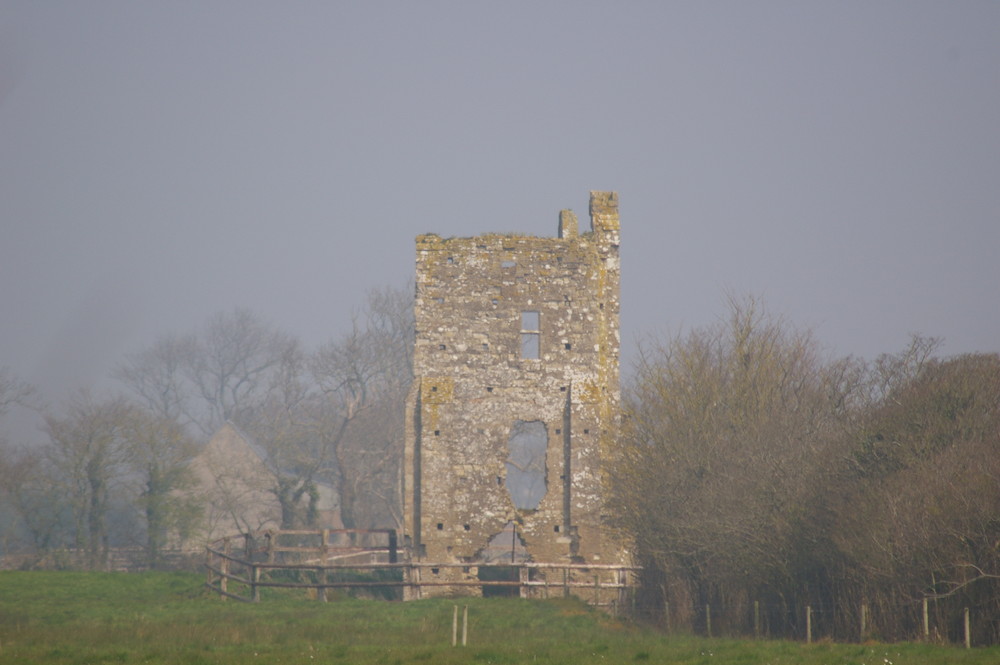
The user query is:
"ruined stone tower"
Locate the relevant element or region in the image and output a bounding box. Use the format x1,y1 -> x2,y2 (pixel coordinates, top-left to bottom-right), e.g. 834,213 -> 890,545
403,191 -> 626,596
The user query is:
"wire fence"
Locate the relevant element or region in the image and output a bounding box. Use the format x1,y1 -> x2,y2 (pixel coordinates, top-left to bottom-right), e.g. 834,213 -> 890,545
624,595 -> 1000,647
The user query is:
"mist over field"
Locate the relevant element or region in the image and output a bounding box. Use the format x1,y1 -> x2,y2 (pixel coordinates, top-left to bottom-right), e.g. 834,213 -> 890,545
0,1 -> 997,443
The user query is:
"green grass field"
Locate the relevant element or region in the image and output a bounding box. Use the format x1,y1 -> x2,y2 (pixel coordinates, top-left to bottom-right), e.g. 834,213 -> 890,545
1,571 -> 998,664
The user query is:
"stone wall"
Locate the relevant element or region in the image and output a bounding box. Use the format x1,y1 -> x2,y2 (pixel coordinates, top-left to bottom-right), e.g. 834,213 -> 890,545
403,191 -> 626,595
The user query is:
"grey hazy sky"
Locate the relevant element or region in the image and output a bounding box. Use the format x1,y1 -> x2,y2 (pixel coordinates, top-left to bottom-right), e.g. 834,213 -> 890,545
1,2 -> 998,440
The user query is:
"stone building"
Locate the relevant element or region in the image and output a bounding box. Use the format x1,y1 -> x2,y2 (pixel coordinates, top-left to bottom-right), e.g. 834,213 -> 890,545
403,191 -> 627,595
182,422 -> 341,548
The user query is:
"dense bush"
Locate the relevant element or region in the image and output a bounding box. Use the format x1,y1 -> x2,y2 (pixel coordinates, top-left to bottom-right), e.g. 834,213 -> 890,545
612,296 -> 1000,643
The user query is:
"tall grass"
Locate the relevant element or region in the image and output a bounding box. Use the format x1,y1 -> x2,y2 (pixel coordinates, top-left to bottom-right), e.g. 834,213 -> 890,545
1,571 -> 998,664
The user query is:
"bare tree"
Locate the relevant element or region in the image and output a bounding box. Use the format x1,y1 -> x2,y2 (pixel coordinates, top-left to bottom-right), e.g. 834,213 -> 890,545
611,295 -> 858,626
114,334 -> 196,426
43,393 -> 133,569
833,353 -> 1000,616
0,367 -> 35,418
116,309 -> 302,440
311,285 -> 413,529
186,308 -> 302,436
233,287 -> 413,530
114,291 -> 413,534
238,370 -> 331,529
867,334 -> 942,405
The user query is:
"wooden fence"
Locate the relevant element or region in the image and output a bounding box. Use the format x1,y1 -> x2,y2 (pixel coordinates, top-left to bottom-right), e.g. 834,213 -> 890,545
204,529 -> 638,610
206,531 -> 991,645
4,546 -> 200,572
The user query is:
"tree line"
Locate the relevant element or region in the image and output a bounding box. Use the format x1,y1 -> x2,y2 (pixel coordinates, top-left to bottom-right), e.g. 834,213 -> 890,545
0,286 -> 412,569
610,295 -> 1000,642
2,288 -> 998,643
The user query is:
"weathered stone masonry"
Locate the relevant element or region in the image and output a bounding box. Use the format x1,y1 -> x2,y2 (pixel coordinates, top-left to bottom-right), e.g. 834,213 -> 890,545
403,191 -> 626,595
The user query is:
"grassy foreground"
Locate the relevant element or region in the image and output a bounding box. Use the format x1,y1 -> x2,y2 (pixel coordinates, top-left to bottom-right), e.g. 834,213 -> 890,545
1,571 -> 998,664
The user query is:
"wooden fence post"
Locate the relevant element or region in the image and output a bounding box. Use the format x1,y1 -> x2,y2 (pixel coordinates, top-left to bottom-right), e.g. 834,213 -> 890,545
388,530 -> 398,563
705,604 -> 712,638
964,607 -> 971,649
205,547 -> 214,590
462,605 -> 468,646
860,603 -> 868,642
754,600 -> 760,639
317,566 -> 327,602
452,605 -> 458,647
318,529 -> 329,602
806,606 -> 812,644
252,564 -> 260,602
922,597 -> 929,640
629,571 -> 636,616
220,538 -> 230,600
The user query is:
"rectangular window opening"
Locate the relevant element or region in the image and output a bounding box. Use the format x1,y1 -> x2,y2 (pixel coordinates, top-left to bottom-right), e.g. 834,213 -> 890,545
521,311 -> 540,359
521,334 -> 539,359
